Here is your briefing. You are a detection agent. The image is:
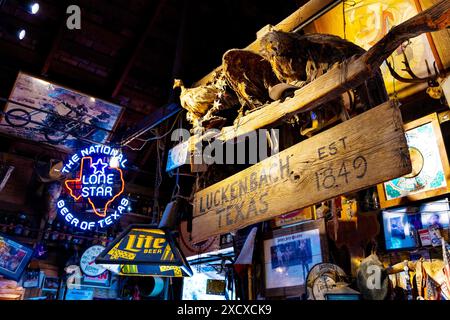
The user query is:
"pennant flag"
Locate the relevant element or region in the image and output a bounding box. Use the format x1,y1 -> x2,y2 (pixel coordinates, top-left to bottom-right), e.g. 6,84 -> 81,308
96,225 -> 192,277
233,227 -> 257,276
442,239 -> 450,295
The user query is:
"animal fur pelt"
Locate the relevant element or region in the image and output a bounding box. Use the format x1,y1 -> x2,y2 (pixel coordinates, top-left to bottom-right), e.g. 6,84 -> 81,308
260,30 -> 388,115
222,49 -> 280,113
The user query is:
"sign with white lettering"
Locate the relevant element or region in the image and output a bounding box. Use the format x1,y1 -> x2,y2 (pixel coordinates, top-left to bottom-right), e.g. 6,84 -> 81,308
56,144 -> 129,231
192,102 -> 412,242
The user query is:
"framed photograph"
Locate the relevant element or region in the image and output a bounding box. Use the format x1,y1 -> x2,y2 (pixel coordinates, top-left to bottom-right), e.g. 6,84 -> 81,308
0,233 -> 34,281
263,219 -> 328,298
0,72 -> 124,151
382,199 -> 450,250
382,207 -> 420,251
377,113 -> 450,208
22,269 -> 43,289
42,276 -> 60,291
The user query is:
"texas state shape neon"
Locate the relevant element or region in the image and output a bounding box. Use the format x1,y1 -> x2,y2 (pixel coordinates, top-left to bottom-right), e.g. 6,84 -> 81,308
65,156 -> 125,218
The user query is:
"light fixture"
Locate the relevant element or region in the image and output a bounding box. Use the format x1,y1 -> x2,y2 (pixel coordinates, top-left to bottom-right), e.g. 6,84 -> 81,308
17,29 -> 26,40
29,2 -> 39,14
109,156 -> 120,168
109,148 -> 121,168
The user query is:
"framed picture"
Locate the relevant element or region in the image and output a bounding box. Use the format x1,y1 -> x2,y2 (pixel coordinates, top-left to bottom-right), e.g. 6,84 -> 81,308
312,0 -> 438,98
0,233 -> 34,281
382,199 -> 450,250
263,219 -> 328,298
377,113 -> 450,208
382,207 -> 420,251
22,269 -> 44,289
0,72 -> 124,151
42,276 -> 60,291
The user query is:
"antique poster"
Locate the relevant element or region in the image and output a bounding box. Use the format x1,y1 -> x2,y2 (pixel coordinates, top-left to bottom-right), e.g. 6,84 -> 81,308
0,73 -> 123,151
264,229 -> 322,289
313,0 -> 436,97
378,113 -> 450,208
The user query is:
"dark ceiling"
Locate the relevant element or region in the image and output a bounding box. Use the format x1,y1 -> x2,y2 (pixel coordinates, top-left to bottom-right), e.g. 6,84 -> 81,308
0,0 -> 304,190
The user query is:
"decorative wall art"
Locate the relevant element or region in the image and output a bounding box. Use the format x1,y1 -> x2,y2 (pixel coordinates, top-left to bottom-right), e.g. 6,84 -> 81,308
377,113 -> 450,208
0,73 -> 123,151
313,0 -> 437,97
0,234 -> 34,281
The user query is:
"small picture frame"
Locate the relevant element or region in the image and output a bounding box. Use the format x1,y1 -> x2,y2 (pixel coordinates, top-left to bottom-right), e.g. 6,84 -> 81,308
22,269 -> 43,289
263,219 -> 328,298
42,276 -> 60,291
377,113 -> 450,208
0,233 -> 34,281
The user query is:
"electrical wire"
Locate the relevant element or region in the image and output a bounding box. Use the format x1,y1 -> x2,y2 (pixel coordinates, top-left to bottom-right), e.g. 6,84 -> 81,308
124,112 -> 182,151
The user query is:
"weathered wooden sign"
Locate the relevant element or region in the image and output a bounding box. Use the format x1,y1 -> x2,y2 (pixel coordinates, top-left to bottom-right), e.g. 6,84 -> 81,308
192,101 -> 411,242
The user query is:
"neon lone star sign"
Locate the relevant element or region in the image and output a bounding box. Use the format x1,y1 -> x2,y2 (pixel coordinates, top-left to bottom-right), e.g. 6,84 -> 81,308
65,156 -> 125,218
56,144 -> 130,231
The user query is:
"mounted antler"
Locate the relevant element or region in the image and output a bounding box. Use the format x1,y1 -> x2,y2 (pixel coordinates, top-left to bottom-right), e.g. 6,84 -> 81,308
386,43 -> 441,85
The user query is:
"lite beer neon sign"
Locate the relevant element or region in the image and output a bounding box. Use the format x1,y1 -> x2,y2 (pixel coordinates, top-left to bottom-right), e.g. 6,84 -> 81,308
56,144 -> 130,231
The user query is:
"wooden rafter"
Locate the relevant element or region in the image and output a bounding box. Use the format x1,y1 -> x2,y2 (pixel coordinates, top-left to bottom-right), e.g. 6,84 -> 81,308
41,1 -> 70,75
111,0 -> 168,98
41,19 -> 65,75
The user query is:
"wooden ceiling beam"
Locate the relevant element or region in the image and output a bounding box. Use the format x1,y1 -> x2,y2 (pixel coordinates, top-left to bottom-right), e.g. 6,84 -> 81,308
111,0 -> 168,98
39,0 -> 71,75
57,39 -> 117,69
0,41 -> 41,68
41,18 -> 66,75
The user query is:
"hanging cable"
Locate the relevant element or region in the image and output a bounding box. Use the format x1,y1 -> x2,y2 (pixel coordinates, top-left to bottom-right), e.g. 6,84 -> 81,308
135,112 -> 182,142
124,111 -> 182,151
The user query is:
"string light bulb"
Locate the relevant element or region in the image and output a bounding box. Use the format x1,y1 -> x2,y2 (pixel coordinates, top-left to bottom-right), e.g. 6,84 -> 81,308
17,29 -> 26,40
29,2 -> 39,14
